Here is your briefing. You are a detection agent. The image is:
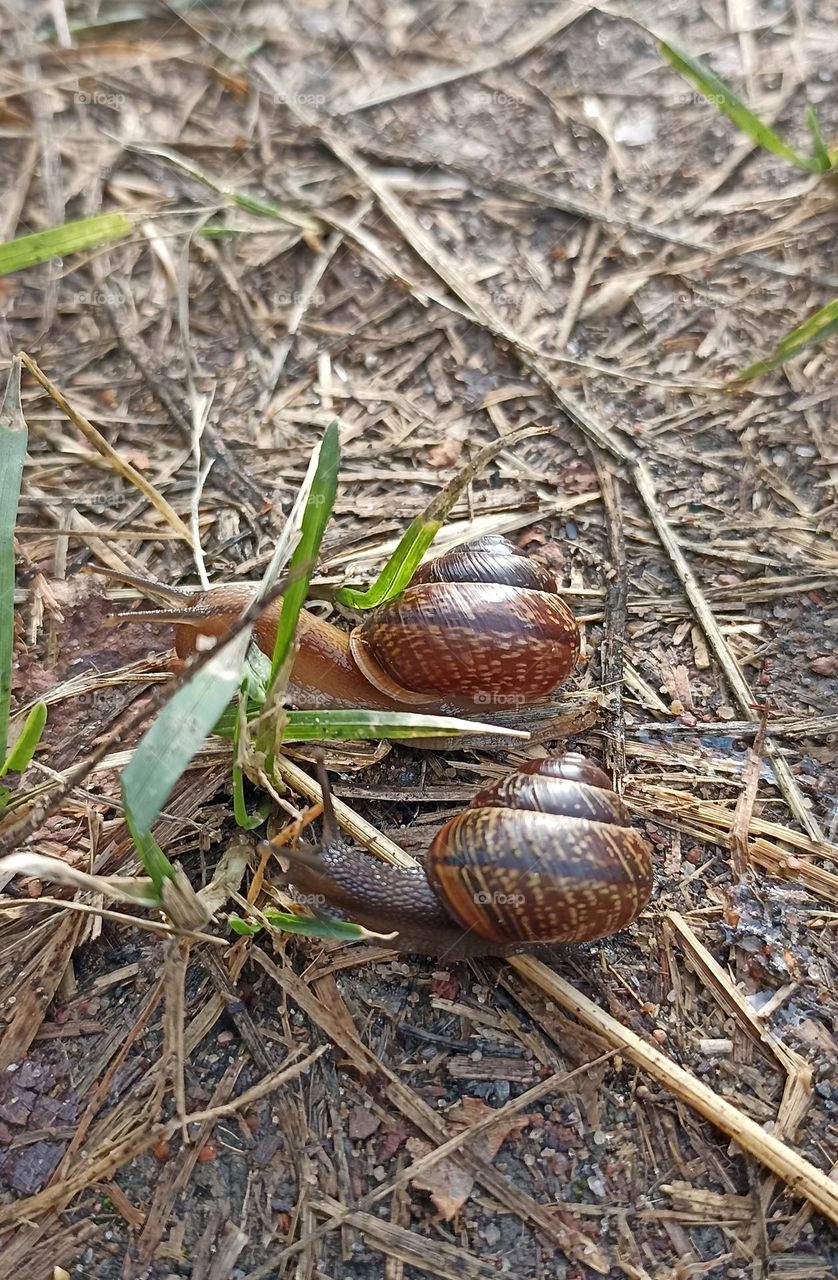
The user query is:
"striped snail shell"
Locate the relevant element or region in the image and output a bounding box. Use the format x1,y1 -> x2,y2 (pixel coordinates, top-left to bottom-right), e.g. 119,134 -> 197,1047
348,534 -> 579,706
426,753 -> 653,946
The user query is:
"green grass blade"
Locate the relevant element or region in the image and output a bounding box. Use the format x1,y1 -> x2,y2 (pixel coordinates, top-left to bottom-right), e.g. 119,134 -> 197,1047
268,421 -> 340,686
281,710 -> 529,741
0,212 -> 133,276
228,911 -> 375,942
335,516 -> 442,610
263,910 -> 377,941
232,765 -> 269,829
804,106 -> 832,172
335,424 -> 551,609
126,143 -> 321,232
124,812 -> 175,895
732,296 -> 838,383
659,41 -> 821,173
1,702 -> 47,777
0,359 -> 27,762
232,668 -> 271,829
121,628 -> 253,865
229,915 -> 262,936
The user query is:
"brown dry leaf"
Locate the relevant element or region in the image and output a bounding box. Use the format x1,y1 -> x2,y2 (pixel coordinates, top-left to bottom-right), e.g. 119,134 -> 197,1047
406,1136 -> 474,1219
408,1101 -> 531,1218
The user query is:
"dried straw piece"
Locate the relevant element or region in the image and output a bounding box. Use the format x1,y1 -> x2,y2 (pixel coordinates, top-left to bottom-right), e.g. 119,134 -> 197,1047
510,956 -> 838,1226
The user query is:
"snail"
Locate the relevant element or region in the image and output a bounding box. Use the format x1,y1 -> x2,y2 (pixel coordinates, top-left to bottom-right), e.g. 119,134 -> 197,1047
102,534 -> 580,713
274,753 -> 653,958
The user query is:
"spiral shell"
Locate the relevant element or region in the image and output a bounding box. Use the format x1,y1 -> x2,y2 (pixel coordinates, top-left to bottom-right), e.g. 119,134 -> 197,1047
426,754 -> 652,945
348,535 -> 579,705
411,534 -> 557,592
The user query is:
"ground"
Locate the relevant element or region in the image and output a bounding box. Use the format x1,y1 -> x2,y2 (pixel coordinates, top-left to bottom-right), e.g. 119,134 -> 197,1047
0,2 -> 837,1278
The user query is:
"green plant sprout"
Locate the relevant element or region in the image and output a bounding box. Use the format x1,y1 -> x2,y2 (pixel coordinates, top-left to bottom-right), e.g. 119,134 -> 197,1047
659,40 -> 835,175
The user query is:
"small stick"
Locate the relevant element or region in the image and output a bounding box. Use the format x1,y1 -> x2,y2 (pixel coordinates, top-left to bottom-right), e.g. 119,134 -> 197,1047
730,705 -> 770,881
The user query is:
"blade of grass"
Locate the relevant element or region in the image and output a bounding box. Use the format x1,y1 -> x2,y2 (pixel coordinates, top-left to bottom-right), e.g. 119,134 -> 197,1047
125,143 -> 322,233
1,702 -> 47,777
659,40 -> 824,174
334,514 -> 443,610
804,106 -> 832,173
280,710 -> 529,741
335,424 -> 552,609
229,910 -> 389,943
732,296 -> 838,383
0,212 -> 134,276
264,910 -> 385,940
0,358 -> 27,763
268,421 -> 340,686
121,628 -> 255,867
232,668 -> 271,829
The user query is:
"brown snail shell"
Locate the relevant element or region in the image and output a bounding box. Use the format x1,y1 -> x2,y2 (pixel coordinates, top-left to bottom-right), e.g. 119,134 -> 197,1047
425,754 -> 652,945
348,536 -> 579,705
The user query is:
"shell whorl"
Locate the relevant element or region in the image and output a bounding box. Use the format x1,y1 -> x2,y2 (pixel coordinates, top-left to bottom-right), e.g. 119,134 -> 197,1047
411,534 -> 557,593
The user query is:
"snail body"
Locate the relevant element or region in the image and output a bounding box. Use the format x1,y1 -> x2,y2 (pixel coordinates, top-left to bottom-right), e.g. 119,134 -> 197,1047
278,753 -> 653,958
107,534 -> 579,714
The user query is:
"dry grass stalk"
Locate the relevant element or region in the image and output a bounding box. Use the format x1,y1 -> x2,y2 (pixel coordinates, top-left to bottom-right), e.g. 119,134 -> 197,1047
510,956 -> 838,1225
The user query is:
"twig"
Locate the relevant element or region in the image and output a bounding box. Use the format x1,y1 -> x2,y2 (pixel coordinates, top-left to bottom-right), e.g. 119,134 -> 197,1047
729,706 -> 770,880
593,452 -> 628,785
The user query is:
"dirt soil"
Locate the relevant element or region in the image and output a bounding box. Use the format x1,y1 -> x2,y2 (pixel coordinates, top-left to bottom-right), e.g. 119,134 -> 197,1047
1,2 -> 837,1278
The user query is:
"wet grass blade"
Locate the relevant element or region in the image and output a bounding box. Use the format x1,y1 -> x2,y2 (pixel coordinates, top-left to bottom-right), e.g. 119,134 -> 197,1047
281,710 -> 529,741
659,40 -> 826,173
732,296 -> 838,383
0,359 -> 27,763
336,424 -> 552,609
268,421 -> 340,687
0,212 -> 133,276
